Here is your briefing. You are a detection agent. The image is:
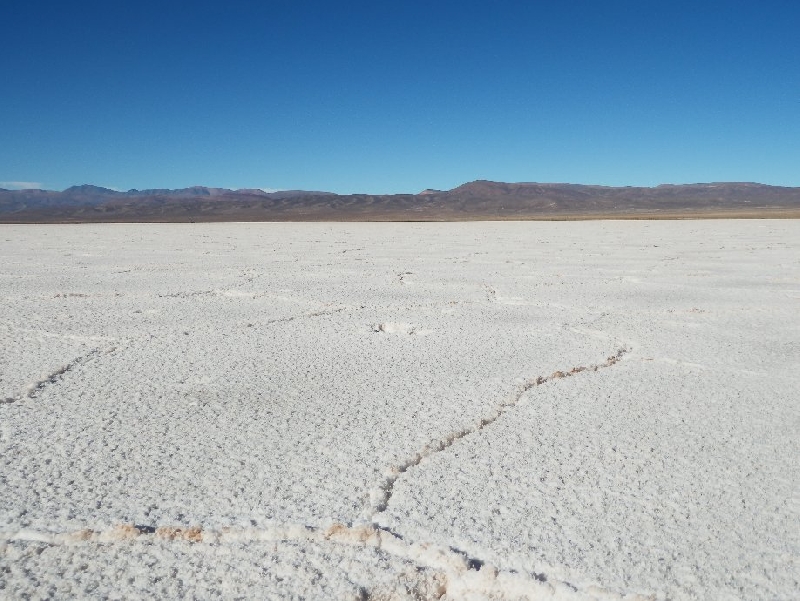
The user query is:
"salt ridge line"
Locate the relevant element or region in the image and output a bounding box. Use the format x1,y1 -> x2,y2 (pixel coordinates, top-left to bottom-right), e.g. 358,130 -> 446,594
1,347 -> 109,405
364,347 -> 630,519
0,305 -> 351,405
0,522 -> 655,601
263,305 -> 349,325
0,347 -> 652,599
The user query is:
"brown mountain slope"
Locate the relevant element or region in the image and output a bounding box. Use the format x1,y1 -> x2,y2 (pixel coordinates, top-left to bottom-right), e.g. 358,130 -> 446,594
1,181 -> 799,222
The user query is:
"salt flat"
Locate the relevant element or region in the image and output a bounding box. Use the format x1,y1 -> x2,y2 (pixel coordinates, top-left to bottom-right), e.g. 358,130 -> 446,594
1,221 -> 798,600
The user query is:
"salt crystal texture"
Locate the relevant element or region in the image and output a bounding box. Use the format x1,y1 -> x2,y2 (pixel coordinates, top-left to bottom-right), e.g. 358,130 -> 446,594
0,221 -> 798,600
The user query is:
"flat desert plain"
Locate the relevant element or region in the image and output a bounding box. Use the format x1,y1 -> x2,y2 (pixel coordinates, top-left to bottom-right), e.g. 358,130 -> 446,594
1,221 -> 798,600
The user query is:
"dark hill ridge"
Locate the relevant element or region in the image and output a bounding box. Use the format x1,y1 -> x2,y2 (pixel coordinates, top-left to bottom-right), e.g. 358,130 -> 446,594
1,180 -> 799,222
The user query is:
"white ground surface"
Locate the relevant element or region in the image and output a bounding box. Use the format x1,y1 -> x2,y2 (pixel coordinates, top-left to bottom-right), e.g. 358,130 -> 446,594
0,221 -> 798,600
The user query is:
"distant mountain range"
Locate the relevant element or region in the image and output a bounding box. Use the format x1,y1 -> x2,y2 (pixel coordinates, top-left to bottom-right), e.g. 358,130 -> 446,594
2,181 -> 799,222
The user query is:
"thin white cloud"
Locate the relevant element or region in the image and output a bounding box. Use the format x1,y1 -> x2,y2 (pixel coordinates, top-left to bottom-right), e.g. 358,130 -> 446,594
0,181 -> 44,190
259,187 -> 283,193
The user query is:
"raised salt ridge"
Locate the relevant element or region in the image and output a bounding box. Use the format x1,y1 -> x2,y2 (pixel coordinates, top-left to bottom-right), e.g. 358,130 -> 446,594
1,221 -> 798,599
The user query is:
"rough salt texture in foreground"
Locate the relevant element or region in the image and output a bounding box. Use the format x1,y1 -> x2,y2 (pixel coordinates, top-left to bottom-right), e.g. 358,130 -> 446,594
0,221 -> 798,600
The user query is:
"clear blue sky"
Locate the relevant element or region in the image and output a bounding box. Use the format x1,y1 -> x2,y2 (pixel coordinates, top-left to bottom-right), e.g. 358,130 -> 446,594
2,1 -> 798,193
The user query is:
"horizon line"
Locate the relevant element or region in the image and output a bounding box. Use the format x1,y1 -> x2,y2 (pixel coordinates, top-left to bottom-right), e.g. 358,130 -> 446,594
2,180 -> 798,195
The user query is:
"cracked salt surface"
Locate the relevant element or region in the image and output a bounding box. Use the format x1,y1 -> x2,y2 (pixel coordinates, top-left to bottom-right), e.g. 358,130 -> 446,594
366,350 -> 629,520
1,221 -> 799,600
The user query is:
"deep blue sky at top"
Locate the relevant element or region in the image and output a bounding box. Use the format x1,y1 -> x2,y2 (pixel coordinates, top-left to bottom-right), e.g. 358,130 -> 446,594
1,1 -> 798,193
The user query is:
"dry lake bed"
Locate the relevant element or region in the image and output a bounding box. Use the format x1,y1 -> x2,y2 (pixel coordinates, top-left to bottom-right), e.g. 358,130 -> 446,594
1,221 -> 798,600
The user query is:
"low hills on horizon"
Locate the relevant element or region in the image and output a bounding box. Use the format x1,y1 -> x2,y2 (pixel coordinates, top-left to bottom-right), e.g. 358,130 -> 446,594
2,180 -> 800,222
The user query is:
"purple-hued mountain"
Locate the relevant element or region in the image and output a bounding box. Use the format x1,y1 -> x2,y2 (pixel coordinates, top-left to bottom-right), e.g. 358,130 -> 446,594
1,181 -> 799,222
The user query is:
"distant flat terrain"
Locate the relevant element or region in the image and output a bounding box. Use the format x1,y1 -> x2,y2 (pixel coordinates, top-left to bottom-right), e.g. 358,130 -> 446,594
2,181 -> 800,222
1,221 -> 798,600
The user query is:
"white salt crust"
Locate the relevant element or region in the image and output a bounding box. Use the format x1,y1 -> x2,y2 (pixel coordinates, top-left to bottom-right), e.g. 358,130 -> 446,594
1,221 -> 798,600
